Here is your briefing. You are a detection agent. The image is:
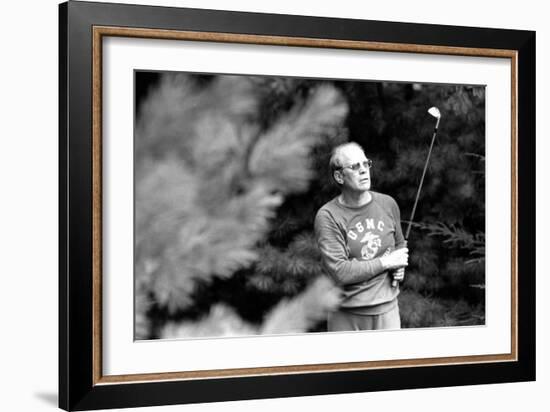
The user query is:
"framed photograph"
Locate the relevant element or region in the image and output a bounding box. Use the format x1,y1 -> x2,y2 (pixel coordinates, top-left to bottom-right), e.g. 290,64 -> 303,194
59,1 -> 535,410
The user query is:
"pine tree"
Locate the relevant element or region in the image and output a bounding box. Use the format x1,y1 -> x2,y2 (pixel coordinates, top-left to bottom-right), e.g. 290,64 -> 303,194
135,74 -> 347,339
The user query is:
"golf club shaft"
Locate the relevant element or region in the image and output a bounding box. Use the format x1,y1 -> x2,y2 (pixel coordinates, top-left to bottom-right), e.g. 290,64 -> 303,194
405,125 -> 439,239
393,122 -> 439,288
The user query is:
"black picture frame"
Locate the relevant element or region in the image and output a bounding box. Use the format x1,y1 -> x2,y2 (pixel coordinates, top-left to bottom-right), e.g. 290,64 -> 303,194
59,1 -> 535,410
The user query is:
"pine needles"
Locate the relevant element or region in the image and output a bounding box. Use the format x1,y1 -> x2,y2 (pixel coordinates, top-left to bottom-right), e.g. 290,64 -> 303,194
135,73 -> 348,338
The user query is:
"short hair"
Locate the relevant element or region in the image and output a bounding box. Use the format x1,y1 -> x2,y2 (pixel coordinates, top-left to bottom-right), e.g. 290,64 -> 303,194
329,142 -> 365,173
328,142 -> 366,186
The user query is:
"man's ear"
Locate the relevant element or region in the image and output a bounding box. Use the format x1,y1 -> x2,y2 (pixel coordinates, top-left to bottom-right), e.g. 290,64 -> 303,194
333,170 -> 343,185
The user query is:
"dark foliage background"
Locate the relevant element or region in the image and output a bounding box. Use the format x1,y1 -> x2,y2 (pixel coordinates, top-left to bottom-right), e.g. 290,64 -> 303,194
134,71 -> 485,340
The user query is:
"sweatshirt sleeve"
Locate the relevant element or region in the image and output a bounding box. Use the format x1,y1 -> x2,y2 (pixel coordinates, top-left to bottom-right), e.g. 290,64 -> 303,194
390,197 -> 406,249
314,209 -> 385,286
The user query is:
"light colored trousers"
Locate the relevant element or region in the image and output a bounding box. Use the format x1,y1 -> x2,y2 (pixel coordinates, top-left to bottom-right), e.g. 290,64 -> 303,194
327,304 -> 401,331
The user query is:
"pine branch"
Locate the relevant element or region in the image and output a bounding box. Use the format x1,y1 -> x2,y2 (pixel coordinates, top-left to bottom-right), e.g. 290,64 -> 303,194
161,304 -> 257,339
412,222 -> 482,247
255,238 -> 325,282
260,277 -> 340,335
411,221 -> 485,263
136,74 -> 259,163
248,86 -> 348,193
464,152 -> 485,161
135,271 -> 153,340
148,187 -> 283,311
135,75 -> 347,315
160,277 -> 340,338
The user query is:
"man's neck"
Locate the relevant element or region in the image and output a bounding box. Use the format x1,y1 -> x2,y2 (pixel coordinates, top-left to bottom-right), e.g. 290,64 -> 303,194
339,190 -> 372,207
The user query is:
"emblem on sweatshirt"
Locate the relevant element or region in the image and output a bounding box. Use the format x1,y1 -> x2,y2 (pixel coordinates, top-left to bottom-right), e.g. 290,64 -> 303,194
359,231 -> 382,260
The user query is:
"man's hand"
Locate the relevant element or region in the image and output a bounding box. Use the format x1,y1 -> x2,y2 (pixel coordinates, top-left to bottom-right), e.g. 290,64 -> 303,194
379,247 -> 409,270
392,267 -> 405,282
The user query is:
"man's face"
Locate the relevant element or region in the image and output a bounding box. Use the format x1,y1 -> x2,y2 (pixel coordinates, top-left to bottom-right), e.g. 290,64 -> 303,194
335,146 -> 371,192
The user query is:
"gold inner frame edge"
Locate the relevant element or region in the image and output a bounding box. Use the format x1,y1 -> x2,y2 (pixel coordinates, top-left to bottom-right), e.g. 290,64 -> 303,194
91,25 -> 518,385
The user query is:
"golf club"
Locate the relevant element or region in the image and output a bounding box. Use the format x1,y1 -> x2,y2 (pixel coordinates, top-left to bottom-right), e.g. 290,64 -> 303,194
392,106 -> 441,287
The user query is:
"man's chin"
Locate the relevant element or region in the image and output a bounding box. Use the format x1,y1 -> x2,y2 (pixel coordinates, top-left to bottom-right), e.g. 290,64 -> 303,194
353,185 -> 370,193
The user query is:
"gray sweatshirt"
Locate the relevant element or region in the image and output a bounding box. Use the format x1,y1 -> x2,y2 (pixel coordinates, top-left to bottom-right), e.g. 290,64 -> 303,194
314,191 -> 406,313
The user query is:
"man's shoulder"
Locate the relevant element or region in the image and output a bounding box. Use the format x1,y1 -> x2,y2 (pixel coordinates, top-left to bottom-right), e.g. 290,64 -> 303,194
316,197 -> 340,216
371,191 -> 398,207
314,197 -> 346,233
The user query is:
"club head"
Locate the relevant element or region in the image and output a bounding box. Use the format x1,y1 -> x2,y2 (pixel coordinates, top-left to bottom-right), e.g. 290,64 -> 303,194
428,106 -> 441,119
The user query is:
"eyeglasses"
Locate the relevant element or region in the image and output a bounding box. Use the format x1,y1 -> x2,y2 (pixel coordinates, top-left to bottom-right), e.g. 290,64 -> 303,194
340,159 -> 373,172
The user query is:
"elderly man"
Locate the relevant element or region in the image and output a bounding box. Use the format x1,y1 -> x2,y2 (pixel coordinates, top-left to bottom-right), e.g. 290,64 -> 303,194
314,142 -> 408,331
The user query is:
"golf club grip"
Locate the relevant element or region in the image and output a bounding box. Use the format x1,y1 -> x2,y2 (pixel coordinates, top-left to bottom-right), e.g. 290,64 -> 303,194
391,241 -> 408,288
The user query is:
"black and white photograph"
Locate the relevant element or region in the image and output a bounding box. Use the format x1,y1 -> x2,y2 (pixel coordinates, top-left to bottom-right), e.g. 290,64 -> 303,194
134,71 -> 486,340
1,0 -> 544,410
